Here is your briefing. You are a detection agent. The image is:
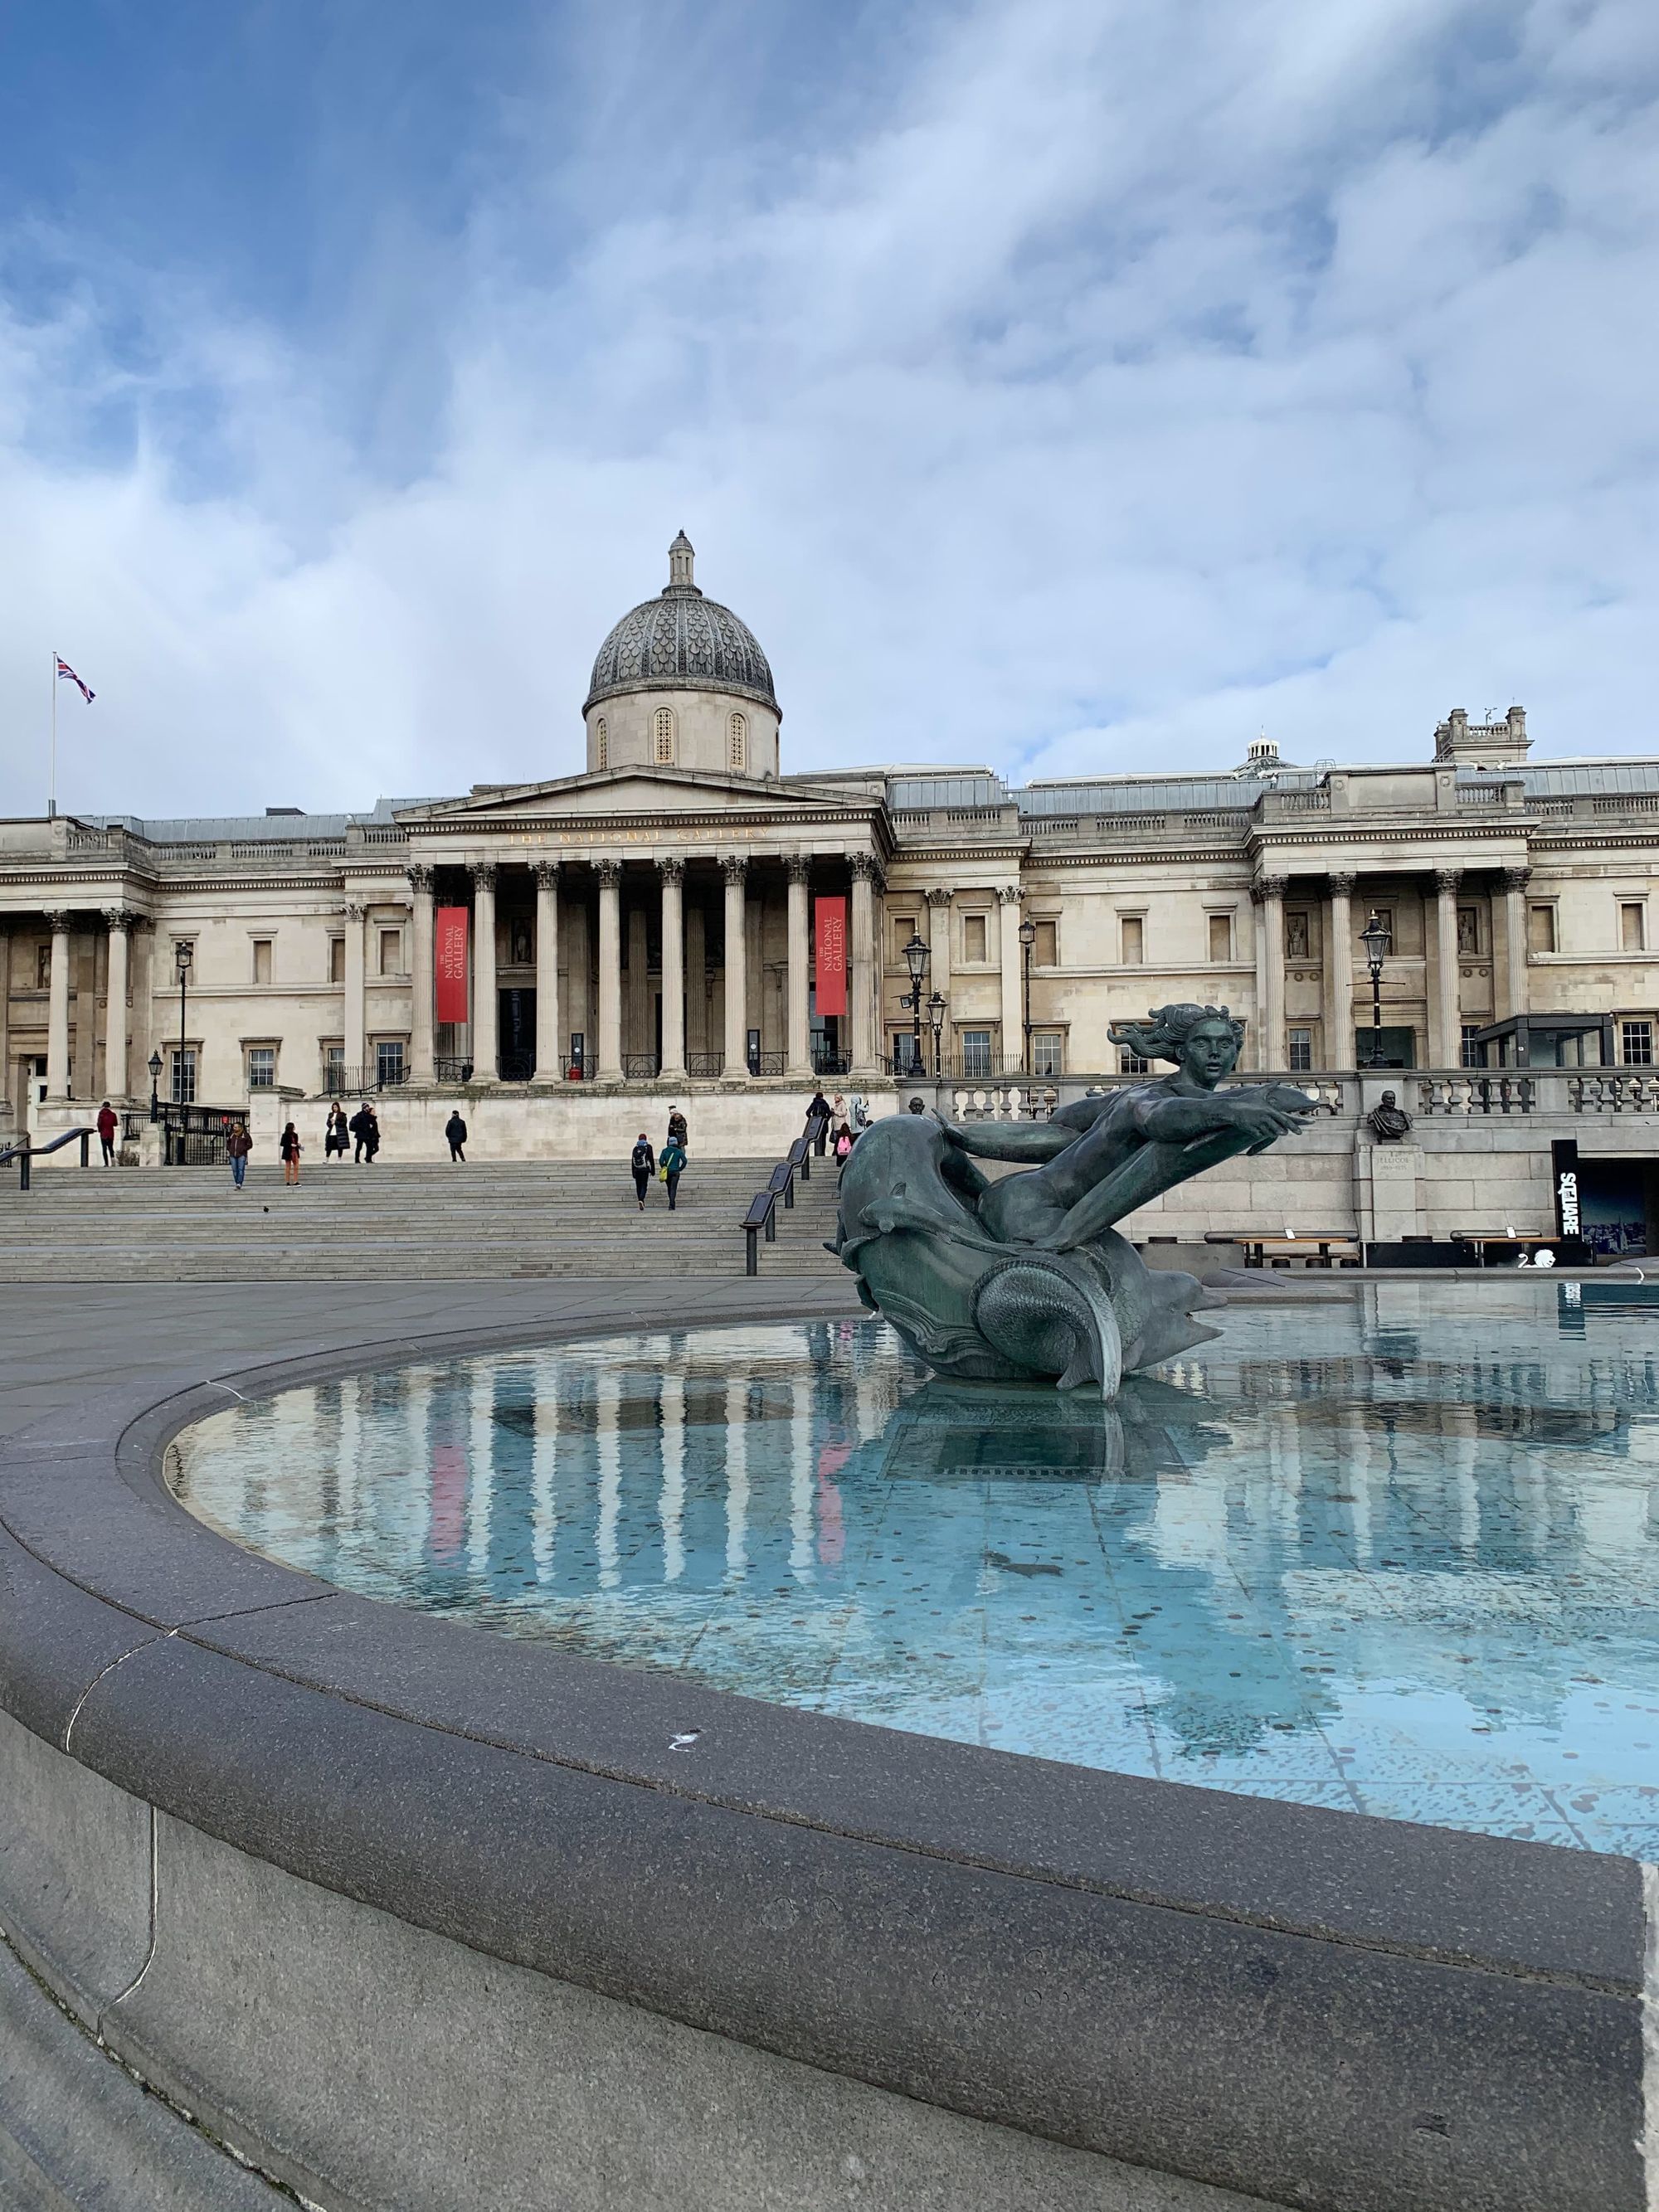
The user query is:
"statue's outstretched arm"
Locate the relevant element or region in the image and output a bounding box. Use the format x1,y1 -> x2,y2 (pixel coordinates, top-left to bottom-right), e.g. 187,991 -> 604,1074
942,1121 -> 1076,1164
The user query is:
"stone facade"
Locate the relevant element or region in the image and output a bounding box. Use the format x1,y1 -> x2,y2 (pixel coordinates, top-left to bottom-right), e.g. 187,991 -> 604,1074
3,538 -> 1657,1235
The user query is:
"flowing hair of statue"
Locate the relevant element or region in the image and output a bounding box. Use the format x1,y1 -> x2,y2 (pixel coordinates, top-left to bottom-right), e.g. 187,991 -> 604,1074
1107,1003 -> 1246,1065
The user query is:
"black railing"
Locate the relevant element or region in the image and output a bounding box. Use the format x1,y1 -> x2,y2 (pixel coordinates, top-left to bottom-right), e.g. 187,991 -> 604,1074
326,1064 -> 411,1096
499,1051 -> 536,1084
0,1126 -> 97,1189
158,1103 -> 246,1167
747,1050 -> 786,1077
622,1053 -> 660,1081
810,1048 -> 851,1077
742,1110 -> 830,1276
687,1053 -> 724,1079
433,1056 -> 474,1086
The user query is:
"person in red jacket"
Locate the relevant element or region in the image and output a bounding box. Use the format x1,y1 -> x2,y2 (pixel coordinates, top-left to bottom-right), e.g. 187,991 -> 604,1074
95,1100 -> 118,1166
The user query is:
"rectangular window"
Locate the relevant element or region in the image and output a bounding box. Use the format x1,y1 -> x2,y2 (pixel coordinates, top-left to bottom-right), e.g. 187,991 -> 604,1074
169,1048 -> 197,1105
323,1043 -> 345,1090
379,928 -> 401,976
890,1032 -> 923,1076
329,936 -> 346,983
1207,913 -> 1233,963
1121,1048 -> 1150,1075
961,1030 -> 992,1080
376,1039 -> 406,1087
1032,919 -> 1058,967
1527,904 -> 1556,955
1031,1032 -> 1063,1077
1284,912 -> 1310,960
1622,1020 -> 1653,1066
1287,1028 -> 1313,1072
961,912 -> 988,964
1620,902 -> 1646,953
252,939 -> 272,985
892,915 -> 917,963
1456,907 -> 1480,955
246,1047 -> 276,1090
1461,1023 -> 1484,1068
1121,915 -> 1145,965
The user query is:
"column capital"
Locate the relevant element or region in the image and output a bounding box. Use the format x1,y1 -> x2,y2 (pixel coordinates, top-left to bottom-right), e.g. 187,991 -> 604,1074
786,854 -> 812,886
722,853 -> 748,885
342,902 -> 367,922
1252,877 -> 1287,903
656,855 -> 685,885
406,863 -> 435,893
1433,868 -> 1462,894
44,909 -> 71,935
595,858 -> 622,889
471,862 -> 498,892
533,860 -> 561,891
995,882 -> 1022,907
1501,867 -> 1532,892
101,906 -> 139,932
849,852 -> 881,883
923,885 -> 952,907
1326,873 -> 1356,895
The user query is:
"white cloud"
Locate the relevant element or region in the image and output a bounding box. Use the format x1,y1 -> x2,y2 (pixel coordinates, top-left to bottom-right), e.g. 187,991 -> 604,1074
0,0 -> 1655,819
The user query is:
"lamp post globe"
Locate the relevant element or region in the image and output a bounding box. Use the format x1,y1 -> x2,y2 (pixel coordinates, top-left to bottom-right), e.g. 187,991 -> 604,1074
927,989 -> 947,1077
147,1049 -> 163,1125
900,931 -> 929,1077
1359,913 -> 1389,1068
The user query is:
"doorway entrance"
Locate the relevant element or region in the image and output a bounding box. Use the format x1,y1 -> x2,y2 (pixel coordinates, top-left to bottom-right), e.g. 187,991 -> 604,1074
499,988 -> 536,1082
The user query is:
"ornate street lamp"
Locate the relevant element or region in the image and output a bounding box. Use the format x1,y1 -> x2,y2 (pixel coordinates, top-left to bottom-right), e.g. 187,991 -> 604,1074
1360,912 -> 1389,1069
900,931 -> 929,1076
174,939 -> 194,1104
148,1049 -> 163,1124
1018,915 -> 1037,1072
927,989 -> 947,1077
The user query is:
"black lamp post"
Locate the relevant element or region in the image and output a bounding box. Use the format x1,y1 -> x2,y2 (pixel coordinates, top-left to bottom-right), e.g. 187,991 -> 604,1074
147,1049 -> 163,1124
1360,912 -> 1389,1068
174,941 -> 193,1104
900,931 -> 929,1075
1018,916 -> 1037,1072
927,989 -> 947,1077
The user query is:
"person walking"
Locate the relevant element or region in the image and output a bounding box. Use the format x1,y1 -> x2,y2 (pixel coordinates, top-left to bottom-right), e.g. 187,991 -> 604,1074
362,1103 -> 381,1162
279,1121 -> 303,1187
227,1119 -> 252,1189
807,1089 -> 830,1150
630,1132 -> 655,1210
95,1100 -> 118,1165
445,1108 -> 468,1162
833,1121 -> 854,1163
324,1101 -> 349,1162
665,1104 -> 688,1153
659,1132 -> 687,1210
350,1101 -> 378,1163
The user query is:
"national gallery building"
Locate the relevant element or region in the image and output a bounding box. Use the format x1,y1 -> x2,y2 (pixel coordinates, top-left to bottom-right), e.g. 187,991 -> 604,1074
3,535 -> 1658,1229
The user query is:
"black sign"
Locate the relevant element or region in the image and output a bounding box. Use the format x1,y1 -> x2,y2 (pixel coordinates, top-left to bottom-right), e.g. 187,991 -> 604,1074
1550,1138 -> 1580,1240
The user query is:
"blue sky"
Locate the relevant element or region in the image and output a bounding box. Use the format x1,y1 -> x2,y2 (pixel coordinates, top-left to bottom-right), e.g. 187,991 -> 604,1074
0,0 -> 1654,815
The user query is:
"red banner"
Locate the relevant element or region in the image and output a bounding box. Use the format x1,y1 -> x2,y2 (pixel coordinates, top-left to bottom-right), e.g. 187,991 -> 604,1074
815,896 -> 847,1017
435,906 -> 469,1024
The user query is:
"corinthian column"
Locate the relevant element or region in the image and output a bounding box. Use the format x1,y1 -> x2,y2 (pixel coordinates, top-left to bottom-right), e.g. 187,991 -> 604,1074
850,854 -> 880,1077
786,856 -> 812,1080
658,857 -> 686,1083
1253,878 -> 1286,1070
103,909 -> 135,1098
343,903 -> 367,1082
471,863 -> 499,1082
1326,874 -> 1355,1072
722,856 -> 748,1077
596,860 -> 622,1081
44,912 -> 71,1101
997,885 -> 1024,1073
1433,868 -> 1462,1067
407,866 -> 435,1085
1501,867 -> 1530,1022
532,862 -> 562,1082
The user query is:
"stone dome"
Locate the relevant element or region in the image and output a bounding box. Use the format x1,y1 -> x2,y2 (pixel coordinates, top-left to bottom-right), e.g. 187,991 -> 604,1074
584,532 -> 778,717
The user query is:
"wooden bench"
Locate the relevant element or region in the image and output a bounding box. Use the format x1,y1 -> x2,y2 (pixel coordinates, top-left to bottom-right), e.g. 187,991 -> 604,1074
1205,1230 -> 1361,1270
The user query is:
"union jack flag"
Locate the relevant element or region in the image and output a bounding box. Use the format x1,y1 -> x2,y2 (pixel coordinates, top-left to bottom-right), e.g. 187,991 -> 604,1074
55,656 -> 95,704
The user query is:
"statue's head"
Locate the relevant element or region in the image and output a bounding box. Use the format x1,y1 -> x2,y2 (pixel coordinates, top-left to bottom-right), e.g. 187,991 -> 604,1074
1379,1088 -> 1397,1107
1108,1004 -> 1244,1090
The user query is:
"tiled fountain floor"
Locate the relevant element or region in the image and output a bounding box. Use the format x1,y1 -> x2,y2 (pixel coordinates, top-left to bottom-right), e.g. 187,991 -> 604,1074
168,1279 -> 1659,1855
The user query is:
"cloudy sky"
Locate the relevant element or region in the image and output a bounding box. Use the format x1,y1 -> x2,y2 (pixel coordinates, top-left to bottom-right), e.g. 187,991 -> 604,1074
0,0 -> 1653,819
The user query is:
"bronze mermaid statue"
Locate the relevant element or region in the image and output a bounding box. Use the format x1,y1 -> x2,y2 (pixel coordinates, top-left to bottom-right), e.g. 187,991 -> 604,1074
831,1004 -> 1317,1395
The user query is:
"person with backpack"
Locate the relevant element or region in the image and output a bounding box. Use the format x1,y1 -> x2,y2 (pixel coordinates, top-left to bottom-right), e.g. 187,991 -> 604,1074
350,1101 -> 380,1163
226,1120 -> 252,1189
659,1132 -> 687,1210
630,1132 -> 655,1210
279,1121 -> 303,1187
807,1090 -> 830,1151
833,1122 -> 854,1163
445,1108 -> 468,1162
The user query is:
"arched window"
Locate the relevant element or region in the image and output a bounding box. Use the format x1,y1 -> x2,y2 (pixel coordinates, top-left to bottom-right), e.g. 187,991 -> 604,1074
728,712 -> 747,771
653,706 -> 675,765
595,717 -> 608,770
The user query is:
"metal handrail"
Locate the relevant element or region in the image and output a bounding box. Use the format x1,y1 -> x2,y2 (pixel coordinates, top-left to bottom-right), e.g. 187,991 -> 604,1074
742,1110 -> 830,1275
0,1125 -> 97,1188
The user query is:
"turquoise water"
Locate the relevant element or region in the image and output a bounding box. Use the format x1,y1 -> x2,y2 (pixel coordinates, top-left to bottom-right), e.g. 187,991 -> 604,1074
167,1282 -> 1659,1855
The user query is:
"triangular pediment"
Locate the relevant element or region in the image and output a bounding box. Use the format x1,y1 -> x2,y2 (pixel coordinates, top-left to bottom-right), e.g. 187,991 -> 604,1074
397,765 -> 878,825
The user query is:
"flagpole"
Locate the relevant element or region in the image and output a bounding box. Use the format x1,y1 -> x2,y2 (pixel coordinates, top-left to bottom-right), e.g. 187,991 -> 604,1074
48,651 -> 57,822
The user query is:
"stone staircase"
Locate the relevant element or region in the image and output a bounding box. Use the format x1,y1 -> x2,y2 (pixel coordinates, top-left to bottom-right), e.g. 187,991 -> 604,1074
0,1158 -> 847,1281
